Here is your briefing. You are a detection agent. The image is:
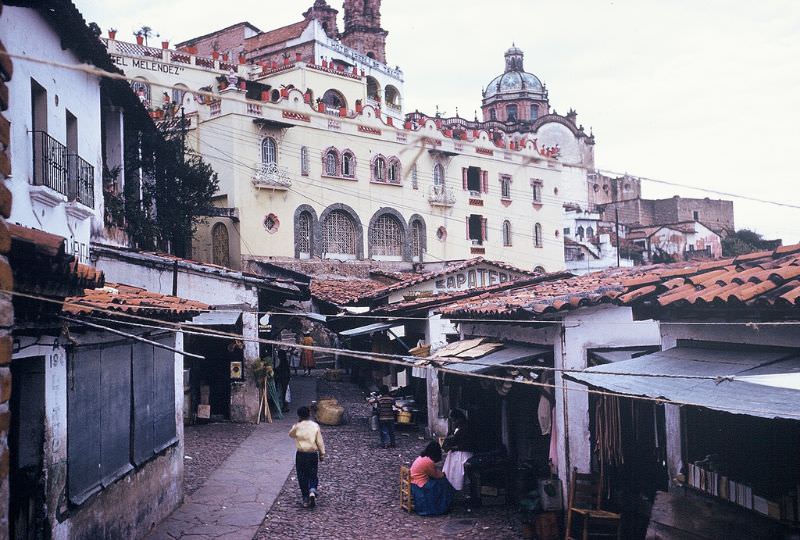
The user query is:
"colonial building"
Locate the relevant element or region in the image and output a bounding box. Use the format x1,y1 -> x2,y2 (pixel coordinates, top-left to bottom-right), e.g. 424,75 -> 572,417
101,0 -> 603,276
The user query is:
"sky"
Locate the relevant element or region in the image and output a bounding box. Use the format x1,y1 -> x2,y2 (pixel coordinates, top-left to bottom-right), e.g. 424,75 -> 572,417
79,0 -> 800,243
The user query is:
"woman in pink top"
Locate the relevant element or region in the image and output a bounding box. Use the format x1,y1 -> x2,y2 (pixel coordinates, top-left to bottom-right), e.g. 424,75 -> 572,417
409,441 -> 454,516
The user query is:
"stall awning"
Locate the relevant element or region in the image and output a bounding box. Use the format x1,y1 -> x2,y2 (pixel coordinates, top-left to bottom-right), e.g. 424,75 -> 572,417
590,347 -> 658,364
565,346 -> 800,420
190,310 -> 242,326
445,344 -> 551,375
339,322 -> 397,337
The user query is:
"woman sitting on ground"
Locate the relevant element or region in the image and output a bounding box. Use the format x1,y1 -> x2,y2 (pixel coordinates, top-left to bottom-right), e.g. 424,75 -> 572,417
410,441 -> 454,516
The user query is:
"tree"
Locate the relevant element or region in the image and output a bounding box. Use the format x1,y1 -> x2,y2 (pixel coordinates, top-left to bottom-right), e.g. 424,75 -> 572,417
107,122 -> 218,257
721,229 -> 781,257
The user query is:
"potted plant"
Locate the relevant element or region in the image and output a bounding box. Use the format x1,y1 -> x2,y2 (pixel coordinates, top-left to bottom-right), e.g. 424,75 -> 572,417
339,106 -> 347,117
222,53 -> 229,62
321,58 -> 329,69
280,87 -> 289,98
212,50 -> 220,60
303,91 -> 312,104
211,40 -> 220,60
355,99 -> 363,113
386,116 -> 394,126
239,80 -> 247,91
239,52 -> 246,64
161,39 -> 169,49
108,28 -> 117,40
135,26 -> 156,46
403,120 -> 412,129
295,51 -> 302,62
261,90 -> 270,102
317,100 -> 326,113
135,32 -> 144,45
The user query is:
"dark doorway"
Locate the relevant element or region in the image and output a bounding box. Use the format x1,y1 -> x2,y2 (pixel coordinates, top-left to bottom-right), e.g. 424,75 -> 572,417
184,333 -> 238,421
10,356 -> 46,540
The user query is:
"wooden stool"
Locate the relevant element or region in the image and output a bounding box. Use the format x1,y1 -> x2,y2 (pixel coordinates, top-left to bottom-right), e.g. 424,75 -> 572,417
400,465 -> 414,512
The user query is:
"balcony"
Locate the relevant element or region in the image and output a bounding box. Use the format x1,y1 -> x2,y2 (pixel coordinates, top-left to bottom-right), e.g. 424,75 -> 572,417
32,131 -> 95,208
428,185 -> 455,207
67,154 -> 95,208
32,131 -> 68,196
252,162 -> 291,190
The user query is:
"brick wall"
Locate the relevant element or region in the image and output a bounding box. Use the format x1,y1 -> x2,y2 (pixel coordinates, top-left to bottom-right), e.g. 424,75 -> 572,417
0,2 -> 13,535
179,24 -> 248,59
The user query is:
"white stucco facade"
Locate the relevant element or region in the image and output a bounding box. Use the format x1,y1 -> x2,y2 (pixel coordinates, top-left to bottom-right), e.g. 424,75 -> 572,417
1,7 -> 105,263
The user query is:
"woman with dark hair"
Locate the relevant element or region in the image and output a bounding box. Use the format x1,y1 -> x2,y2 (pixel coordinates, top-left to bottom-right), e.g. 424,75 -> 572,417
410,441 -> 454,516
442,409 -> 475,492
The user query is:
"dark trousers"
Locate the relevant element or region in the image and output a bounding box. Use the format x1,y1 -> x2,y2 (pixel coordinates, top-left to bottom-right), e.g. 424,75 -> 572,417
295,451 -> 319,499
379,420 -> 395,446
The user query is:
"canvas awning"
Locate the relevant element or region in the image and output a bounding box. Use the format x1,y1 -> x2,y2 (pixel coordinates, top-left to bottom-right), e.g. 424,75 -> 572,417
190,310 -> 242,326
565,346 -> 800,420
445,344 -> 551,375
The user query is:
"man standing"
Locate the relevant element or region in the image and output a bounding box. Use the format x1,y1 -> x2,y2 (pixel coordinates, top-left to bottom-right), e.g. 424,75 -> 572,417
289,406 -> 326,508
376,385 -> 396,449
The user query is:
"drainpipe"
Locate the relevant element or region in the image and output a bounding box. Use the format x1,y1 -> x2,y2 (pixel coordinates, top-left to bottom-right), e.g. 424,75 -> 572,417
172,259 -> 178,296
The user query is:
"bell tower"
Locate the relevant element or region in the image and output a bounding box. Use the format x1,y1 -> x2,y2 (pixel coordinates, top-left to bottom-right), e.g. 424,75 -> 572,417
303,0 -> 339,39
341,0 -> 388,63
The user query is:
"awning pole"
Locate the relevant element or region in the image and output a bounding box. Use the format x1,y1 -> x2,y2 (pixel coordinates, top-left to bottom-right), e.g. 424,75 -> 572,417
61,316 -> 204,359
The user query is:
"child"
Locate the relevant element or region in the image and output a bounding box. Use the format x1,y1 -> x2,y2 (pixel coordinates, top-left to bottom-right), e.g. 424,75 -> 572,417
288,406 -> 326,508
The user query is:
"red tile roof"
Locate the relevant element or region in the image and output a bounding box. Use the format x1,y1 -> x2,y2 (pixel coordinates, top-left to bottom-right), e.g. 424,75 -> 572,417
310,257 -> 539,306
442,244 -> 800,319
65,283 -> 210,321
245,20 -> 309,51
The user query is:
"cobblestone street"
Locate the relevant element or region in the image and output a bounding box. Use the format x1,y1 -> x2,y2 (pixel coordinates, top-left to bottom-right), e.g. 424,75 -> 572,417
183,423 -> 256,496
254,376 -> 522,540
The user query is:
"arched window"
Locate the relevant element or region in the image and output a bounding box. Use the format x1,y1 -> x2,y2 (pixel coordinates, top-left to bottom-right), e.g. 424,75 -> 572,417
506,104 -> 518,122
322,89 -> 347,111
211,223 -> 230,267
534,265 -> 546,274
502,220 -> 512,246
370,214 -> 404,257
297,211 -> 312,257
131,78 -> 151,107
534,223 -> 543,248
342,151 -> 355,177
373,156 -> 386,182
410,219 -> 424,261
433,163 -> 445,186
576,225 -> 585,240
325,149 -> 339,176
586,226 -> 594,239
387,158 -> 401,184
261,137 -> 277,164
385,85 -> 401,109
366,76 -> 380,100
322,210 -> 358,257
300,146 -> 309,176
172,83 -> 189,106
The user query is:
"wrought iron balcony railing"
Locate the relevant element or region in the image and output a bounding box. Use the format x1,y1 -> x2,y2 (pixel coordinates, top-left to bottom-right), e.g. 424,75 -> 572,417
428,185 -> 456,207
32,131 -> 68,196
252,162 -> 291,190
67,154 -> 95,208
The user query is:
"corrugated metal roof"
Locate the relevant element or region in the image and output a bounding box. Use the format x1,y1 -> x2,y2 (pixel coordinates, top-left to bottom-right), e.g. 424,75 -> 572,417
191,310 -> 242,326
339,322 -> 397,337
446,344 -> 551,374
565,346 -> 800,420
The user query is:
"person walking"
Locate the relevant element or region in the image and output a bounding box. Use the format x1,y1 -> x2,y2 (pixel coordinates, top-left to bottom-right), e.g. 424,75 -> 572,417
300,330 -> 316,376
375,385 -> 396,448
273,346 -> 291,412
288,406 -> 326,508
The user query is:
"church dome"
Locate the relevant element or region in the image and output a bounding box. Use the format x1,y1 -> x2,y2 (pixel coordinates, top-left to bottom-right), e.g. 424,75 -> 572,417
484,46 -> 544,99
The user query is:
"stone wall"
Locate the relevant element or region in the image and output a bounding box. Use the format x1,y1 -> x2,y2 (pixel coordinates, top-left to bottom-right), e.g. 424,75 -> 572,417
178,23 -> 250,59
0,6 -> 12,535
653,197 -> 734,233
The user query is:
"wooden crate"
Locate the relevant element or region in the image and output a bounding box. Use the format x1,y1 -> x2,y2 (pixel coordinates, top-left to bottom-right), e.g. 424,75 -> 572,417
400,465 -> 414,512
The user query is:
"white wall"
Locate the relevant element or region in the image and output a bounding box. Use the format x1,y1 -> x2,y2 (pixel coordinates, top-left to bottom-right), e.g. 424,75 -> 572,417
1,7 -> 104,263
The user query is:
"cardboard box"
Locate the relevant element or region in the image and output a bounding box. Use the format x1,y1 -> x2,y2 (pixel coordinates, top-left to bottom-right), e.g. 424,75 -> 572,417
197,404 -> 211,419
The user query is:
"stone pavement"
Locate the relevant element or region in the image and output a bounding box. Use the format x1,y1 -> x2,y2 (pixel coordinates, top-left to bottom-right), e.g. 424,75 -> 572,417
146,377 -> 317,540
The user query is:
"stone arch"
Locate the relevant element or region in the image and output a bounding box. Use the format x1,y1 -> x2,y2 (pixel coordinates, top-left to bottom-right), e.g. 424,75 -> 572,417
366,76 -> 381,100
408,214 -> 427,262
322,88 -> 347,110
294,204 -> 319,259
319,203 -> 364,260
385,85 -> 401,109
368,207 -> 408,261
211,222 -> 231,267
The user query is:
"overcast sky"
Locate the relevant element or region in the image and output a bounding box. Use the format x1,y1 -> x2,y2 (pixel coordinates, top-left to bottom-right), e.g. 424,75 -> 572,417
79,0 -> 800,243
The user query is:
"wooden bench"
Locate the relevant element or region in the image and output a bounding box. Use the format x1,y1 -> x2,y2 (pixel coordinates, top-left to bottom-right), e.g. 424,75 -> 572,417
400,465 -> 414,512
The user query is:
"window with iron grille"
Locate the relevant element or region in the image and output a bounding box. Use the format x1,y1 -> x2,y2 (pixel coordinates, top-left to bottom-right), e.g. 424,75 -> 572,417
297,212 -> 312,255
131,78 -> 151,108
433,163 -> 444,186
300,146 -> 309,176
502,220 -> 512,246
342,152 -> 355,177
500,175 -> 512,199
534,222 -> 543,248
261,137 -> 277,164
323,210 -> 358,256
172,83 -> 188,106
411,220 -> 423,259
370,214 -> 404,257
373,156 -> 386,182
325,150 -> 338,176
212,223 -> 230,267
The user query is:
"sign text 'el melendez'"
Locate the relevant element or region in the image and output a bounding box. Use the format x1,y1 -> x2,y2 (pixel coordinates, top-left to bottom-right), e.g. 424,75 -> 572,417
110,55 -> 185,76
